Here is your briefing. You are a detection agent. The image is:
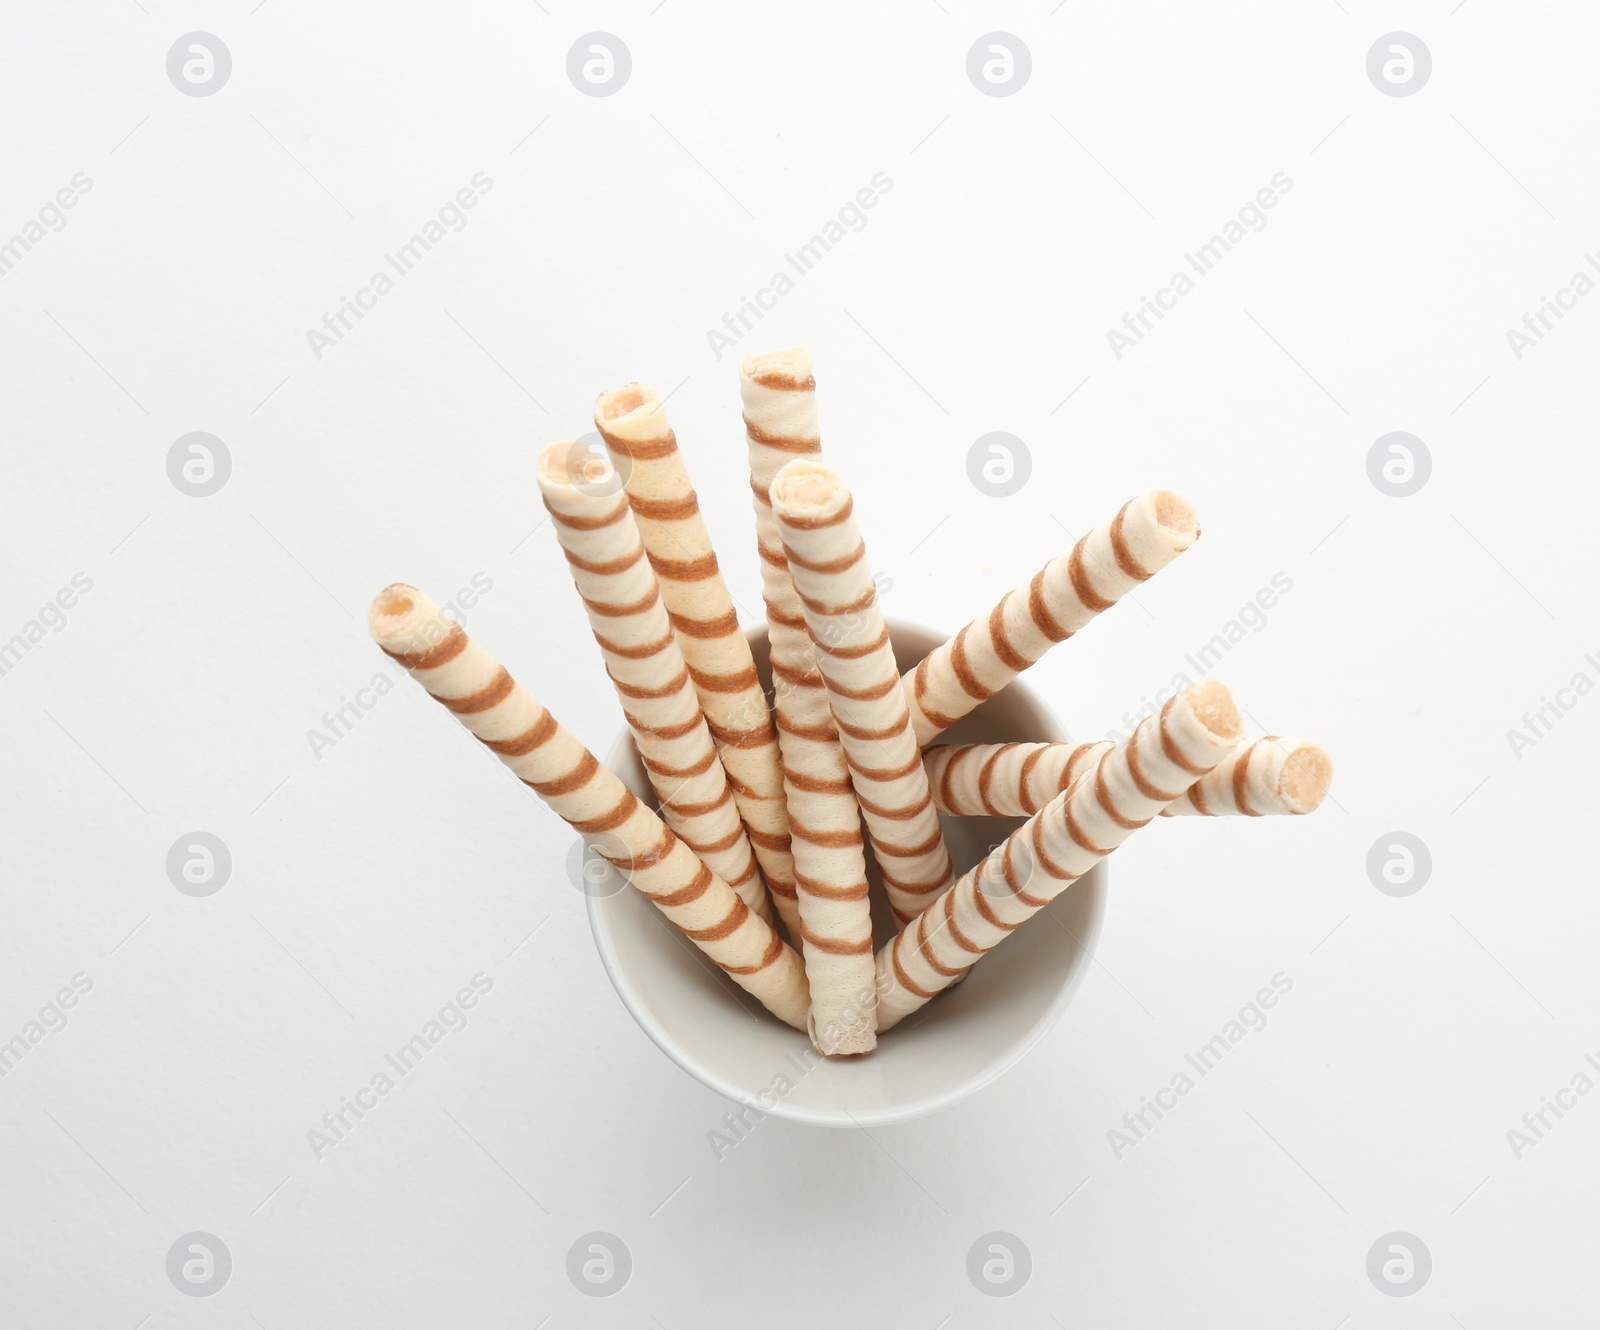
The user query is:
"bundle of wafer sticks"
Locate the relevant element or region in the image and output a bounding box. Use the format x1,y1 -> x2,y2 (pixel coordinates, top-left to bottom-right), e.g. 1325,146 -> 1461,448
368,346 -> 1332,1056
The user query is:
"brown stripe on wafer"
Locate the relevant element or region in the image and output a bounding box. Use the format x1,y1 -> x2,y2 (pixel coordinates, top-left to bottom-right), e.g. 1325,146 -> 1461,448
938,747 -> 967,816
788,816 -> 864,849
1027,815 -> 1072,885
843,749 -> 922,782
774,711 -> 838,742
748,476 -> 774,505
544,498 -> 630,531
725,858 -> 762,888
641,748 -> 716,780
914,909 -> 969,977
890,944 -> 939,999
770,658 -> 823,688
797,921 -> 872,954
759,544 -> 790,572
607,665 -> 692,699
1125,726 -> 1180,802
979,744 -> 1016,816
705,716 -> 777,749
793,871 -> 870,902
941,887 -> 985,954
867,823 -> 945,858
646,552 -> 721,583
625,492 -> 701,522
1158,695 -> 1209,774
812,624 -> 891,660
1108,501 -> 1153,581
582,584 -> 660,618
970,883 -> 1024,932
524,750 -> 598,798
1004,839 -> 1055,908
480,709 -> 559,756
877,865 -> 946,898
797,586 -> 876,618
662,787 -> 735,819
747,827 -> 792,852
765,605 -> 808,632
1094,753 -> 1144,831
668,607 -> 741,639
785,540 -> 865,573
687,663 -> 761,694
834,711 -> 910,742
949,625 -> 996,702
438,666 -> 514,714
594,627 -> 676,659
779,496 -> 854,531
1063,794 -> 1114,857
382,621 -> 467,670
742,416 -> 819,451
745,363 -> 816,390
718,934 -> 784,974
570,788 -> 639,835
563,543 -> 647,576
679,823 -> 745,858
856,787 -> 933,820
1234,738 -> 1266,815
683,896 -> 750,942
1028,567 -> 1073,643
624,710 -> 702,741
823,672 -> 900,704
1066,542 -> 1115,613
781,763 -> 853,795
1017,746 -> 1047,813
612,825 -> 676,871
654,862 -> 714,908
599,433 -> 678,462
987,599 -> 1030,672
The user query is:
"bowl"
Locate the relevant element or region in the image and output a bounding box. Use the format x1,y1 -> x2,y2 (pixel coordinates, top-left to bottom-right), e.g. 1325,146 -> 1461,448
584,618 -> 1107,1127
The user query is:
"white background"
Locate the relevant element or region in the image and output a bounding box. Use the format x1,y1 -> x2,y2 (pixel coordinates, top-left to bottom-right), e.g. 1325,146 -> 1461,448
2,2 -> 1597,1324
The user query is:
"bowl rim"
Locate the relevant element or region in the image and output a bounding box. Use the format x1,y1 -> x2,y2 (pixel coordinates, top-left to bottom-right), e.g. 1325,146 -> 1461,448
585,614 -> 1107,1127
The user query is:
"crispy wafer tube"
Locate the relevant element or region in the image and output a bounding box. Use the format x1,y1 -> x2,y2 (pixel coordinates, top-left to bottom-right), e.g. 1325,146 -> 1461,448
926,737 -> 1332,818
875,683 -> 1241,1030
771,459 -> 955,926
368,584 -> 807,1028
741,347 -> 877,1054
902,490 -> 1201,746
537,443 -> 770,924
594,383 -> 797,928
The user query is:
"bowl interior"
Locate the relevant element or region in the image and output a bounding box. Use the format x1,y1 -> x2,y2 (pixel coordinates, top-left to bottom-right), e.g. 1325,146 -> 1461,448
585,618 -> 1107,1127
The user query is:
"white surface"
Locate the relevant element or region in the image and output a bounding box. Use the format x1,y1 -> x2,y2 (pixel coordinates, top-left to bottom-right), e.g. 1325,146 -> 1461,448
1,2 -> 1597,1323
588,620 -> 1106,1127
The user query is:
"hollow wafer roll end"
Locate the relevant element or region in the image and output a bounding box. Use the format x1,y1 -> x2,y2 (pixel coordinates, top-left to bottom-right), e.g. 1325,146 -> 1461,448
594,381 -> 667,444
1166,735 -> 1333,817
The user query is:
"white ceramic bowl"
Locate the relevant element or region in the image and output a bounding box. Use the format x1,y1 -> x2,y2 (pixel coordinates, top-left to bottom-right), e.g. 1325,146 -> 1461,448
585,618 -> 1107,1127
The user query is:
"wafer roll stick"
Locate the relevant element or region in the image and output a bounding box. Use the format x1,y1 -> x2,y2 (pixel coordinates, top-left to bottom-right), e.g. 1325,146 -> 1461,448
902,490 -> 1201,746
368,584 -> 807,1028
875,683 -> 1241,1030
1159,736 -> 1332,816
771,459 -> 955,926
926,736 -> 1332,818
537,444 -> 770,924
741,348 -> 877,1054
926,741 -> 1111,817
593,383 -> 797,929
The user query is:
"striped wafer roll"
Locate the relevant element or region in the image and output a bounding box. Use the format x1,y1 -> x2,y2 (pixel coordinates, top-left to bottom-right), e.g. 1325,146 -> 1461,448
537,443 -> 770,924
741,348 -> 877,1055
1161,736 -> 1331,816
926,741 -> 1111,818
368,584 -> 807,1029
770,459 -> 954,925
902,489 -> 1201,746
926,736 -> 1331,818
875,682 -> 1241,1030
593,383 -> 797,929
